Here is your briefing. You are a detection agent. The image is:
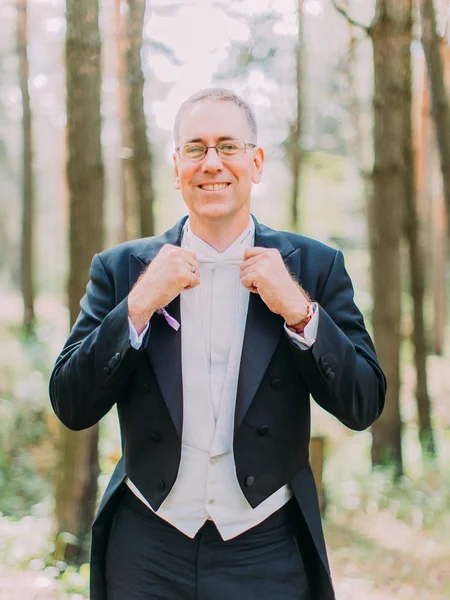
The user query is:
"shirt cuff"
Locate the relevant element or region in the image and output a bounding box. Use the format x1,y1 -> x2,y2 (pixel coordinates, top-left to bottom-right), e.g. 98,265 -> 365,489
284,302 -> 319,350
128,317 -> 150,349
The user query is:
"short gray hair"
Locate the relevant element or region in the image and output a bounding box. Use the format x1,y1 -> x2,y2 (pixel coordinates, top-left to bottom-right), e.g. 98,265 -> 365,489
174,88 -> 258,145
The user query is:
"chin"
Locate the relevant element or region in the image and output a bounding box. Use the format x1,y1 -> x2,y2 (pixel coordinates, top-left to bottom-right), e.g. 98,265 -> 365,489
196,204 -> 232,220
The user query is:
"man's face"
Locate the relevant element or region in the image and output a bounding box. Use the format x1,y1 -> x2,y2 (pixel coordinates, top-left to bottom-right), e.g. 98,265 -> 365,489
173,100 -> 264,224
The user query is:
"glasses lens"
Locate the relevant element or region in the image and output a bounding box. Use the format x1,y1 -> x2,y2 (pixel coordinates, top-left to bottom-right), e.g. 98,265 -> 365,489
182,144 -> 206,160
217,141 -> 245,158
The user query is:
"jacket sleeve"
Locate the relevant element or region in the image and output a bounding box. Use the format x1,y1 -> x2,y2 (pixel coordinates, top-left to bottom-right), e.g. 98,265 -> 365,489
287,249 -> 386,431
49,253 -> 149,431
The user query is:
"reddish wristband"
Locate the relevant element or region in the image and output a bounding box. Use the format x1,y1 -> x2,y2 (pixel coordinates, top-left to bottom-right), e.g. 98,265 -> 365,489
286,303 -> 315,335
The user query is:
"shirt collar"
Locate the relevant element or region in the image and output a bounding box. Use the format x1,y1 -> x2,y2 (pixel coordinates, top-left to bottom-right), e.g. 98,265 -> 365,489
182,218 -> 255,260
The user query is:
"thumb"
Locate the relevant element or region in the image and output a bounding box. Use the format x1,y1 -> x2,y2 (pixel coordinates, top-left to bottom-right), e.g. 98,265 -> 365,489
243,246 -> 267,260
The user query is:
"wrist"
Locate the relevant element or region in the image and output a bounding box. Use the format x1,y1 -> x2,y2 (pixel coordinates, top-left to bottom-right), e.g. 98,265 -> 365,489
127,294 -> 155,334
286,302 -> 314,334
283,288 -> 311,326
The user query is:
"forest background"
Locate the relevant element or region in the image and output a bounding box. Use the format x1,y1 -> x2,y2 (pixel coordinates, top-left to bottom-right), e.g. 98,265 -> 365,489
1,0 -> 450,598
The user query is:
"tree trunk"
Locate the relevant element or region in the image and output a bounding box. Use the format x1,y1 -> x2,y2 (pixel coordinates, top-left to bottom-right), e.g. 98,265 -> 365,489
54,0 -> 104,565
420,0 -> 450,235
430,40 -> 449,355
431,185 -> 447,354
125,0 -> 155,238
369,1 -> 407,476
403,3 -> 435,456
115,0 -> 139,241
289,0 -> 304,232
17,0 -> 35,334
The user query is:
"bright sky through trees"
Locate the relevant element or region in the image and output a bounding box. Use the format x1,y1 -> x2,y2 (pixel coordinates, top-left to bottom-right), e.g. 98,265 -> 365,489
147,0 -> 324,131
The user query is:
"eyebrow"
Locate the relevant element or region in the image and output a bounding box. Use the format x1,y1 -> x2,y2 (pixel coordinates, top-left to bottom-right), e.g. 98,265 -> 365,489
184,135 -> 240,144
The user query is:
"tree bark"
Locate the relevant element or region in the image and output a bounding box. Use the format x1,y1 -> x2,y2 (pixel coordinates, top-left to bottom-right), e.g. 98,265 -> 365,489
289,0 -> 304,232
125,0 -> 155,238
403,4 -> 435,456
54,0 -> 104,565
369,1 -> 407,476
115,0 -> 139,241
420,0 -> 450,234
431,184 -> 447,355
430,40 -> 449,355
17,0 -> 35,334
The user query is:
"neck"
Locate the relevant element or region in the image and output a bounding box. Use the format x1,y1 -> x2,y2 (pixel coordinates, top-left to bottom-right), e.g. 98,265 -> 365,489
188,213 -> 251,253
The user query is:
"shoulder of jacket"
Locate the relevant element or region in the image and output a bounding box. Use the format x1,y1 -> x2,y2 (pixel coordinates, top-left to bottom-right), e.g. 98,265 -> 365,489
279,230 -> 340,259
95,237 -> 154,269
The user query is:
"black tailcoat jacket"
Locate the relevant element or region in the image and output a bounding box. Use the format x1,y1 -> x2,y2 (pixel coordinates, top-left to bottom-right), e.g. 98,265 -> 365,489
50,216 -> 386,600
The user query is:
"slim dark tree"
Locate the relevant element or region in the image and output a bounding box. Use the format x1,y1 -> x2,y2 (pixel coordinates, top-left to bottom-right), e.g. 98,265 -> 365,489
286,0 -> 304,232
403,2 -> 435,456
420,0 -> 450,233
331,0 -> 413,475
54,0 -> 104,564
115,0 -> 139,241
124,0 -> 155,237
17,0 -> 35,334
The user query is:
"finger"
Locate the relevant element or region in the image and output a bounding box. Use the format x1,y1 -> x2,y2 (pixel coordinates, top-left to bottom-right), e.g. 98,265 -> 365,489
243,247 -> 268,260
186,258 -> 200,273
240,273 -> 259,292
180,248 -> 197,260
240,255 -> 264,270
183,270 -> 201,290
240,264 -> 259,279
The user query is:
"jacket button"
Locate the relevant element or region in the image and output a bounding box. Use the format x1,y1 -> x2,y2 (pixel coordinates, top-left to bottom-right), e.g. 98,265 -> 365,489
103,366 -> 111,375
257,425 -> 270,436
270,378 -> 283,390
150,432 -> 161,443
115,352 -> 121,360
156,479 -> 165,491
141,382 -> 151,393
320,356 -> 333,370
325,368 -> 335,381
245,476 -> 255,487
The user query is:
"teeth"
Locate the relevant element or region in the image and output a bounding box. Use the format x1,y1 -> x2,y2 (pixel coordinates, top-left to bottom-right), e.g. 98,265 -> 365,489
200,183 -> 228,191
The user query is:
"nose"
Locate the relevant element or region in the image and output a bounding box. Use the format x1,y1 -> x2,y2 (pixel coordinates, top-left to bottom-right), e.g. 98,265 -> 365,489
201,147 -> 223,173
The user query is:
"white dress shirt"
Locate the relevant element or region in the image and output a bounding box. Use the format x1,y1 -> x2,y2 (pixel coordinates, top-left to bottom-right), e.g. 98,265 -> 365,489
126,219 -> 319,539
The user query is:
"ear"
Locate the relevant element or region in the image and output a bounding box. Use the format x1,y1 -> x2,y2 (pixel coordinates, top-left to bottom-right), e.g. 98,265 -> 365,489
173,153 -> 181,190
252,147 -> 264,184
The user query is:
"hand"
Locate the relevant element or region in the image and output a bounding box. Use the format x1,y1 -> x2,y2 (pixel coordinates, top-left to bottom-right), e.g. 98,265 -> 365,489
128,244 -> 200,334
240,247 -> 310,325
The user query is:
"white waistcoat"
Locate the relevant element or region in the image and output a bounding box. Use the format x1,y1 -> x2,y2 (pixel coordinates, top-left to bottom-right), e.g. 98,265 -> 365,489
127,219 -> 292,540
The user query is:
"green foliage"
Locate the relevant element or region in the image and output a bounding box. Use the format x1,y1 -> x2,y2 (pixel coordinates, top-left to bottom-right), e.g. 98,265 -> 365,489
328,463 -> 450,536
59,563 -> 89,597
0,326 -> 56,517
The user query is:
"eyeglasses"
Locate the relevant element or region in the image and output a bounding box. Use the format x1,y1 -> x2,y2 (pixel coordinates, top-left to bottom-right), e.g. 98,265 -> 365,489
175,140 -> 256,161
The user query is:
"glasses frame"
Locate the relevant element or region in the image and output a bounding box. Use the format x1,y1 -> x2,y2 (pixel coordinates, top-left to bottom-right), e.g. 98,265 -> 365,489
175,140 -> 257,161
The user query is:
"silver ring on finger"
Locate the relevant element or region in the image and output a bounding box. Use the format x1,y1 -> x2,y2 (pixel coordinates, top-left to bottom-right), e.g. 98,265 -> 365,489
191,265 -> 196,274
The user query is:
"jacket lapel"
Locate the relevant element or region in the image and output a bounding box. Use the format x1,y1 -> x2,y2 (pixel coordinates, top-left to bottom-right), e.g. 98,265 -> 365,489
234,220 -> 302,429
127,216 -> 302,436
128,217 -> 187,438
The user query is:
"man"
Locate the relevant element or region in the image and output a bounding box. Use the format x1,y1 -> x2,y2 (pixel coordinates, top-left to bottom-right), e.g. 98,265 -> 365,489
50,88 -> 386,600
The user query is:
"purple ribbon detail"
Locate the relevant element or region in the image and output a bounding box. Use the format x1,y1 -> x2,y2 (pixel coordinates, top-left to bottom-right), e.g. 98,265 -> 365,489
156,308 -> 180,331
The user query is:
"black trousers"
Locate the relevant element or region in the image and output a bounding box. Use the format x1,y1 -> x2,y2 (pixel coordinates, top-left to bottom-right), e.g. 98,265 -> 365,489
105,487 -> 311,600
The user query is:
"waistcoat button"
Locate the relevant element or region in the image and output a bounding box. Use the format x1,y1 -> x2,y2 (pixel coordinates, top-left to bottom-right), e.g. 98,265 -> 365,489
245,476 -> 255,487
149,432 -> 161,443
257,425 -> 270,436
141,382 -> 151,393
270,378 -> 283,389
156,479 -> 165,491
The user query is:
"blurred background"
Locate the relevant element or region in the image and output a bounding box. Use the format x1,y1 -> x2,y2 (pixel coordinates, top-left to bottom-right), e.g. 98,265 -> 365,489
1,0 -> 450,598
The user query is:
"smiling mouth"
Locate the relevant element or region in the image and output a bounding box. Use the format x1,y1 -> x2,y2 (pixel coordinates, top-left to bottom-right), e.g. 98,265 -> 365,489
198,183 -> 230,191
